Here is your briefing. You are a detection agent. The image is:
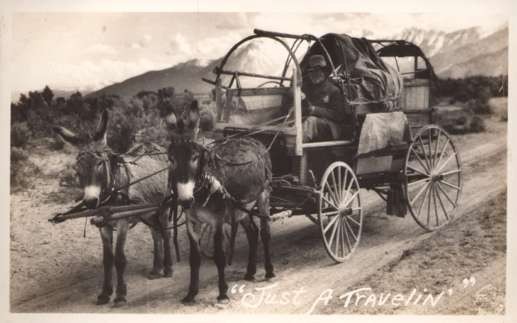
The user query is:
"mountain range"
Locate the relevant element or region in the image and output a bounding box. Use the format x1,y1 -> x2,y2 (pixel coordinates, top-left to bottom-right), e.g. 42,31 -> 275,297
90,25 -> 508,98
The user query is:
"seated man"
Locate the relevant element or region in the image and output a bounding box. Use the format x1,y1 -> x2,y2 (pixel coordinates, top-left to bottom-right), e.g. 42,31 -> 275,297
302,54 -> 347,142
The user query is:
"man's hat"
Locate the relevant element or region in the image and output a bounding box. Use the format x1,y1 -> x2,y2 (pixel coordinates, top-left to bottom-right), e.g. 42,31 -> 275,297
308,54 -> 327,70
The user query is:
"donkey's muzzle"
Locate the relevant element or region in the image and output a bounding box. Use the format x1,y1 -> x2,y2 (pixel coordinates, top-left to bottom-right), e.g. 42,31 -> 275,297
178,198 -> 194,209
84,197 -> 99,209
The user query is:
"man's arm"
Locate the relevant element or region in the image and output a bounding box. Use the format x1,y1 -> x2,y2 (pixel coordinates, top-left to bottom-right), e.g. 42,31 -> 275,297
309,87 -> 346,122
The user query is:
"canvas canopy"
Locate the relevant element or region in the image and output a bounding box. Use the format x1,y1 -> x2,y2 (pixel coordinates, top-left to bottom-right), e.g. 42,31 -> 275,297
301,33 -> 403,112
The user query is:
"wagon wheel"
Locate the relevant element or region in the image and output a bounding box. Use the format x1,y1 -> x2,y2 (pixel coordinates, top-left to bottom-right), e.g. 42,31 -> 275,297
319,161 -> 363,262
404,125 -> 462,231
199,223 -> 232,260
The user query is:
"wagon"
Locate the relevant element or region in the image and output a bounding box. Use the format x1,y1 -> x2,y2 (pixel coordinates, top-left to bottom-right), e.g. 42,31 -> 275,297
201,29 -> 463,262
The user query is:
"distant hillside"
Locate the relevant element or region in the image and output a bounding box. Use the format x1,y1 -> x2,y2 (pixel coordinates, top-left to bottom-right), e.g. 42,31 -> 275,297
89,25 -> 508,99
395,25 -> 508,78
430,27 -> 508,77
90,59 -> 219,98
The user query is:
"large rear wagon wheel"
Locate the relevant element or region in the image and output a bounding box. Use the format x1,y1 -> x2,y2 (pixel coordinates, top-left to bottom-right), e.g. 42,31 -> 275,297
319,162 -> 363,263
404,125 -> 462,231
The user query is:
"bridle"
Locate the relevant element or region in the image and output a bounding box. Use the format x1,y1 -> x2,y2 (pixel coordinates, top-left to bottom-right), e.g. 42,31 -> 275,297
76,149 -> 129,206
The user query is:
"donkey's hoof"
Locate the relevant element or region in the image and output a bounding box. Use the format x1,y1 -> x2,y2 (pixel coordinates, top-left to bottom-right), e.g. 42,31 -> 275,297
96,294 -> 111,305
113,297 -> 127,308
163,270 -> 173,278
244,273 -> 255,281
147,271 -> 163,280
181,294 -> 196,305
265,272 -> 276,280
217,295 -> 230,304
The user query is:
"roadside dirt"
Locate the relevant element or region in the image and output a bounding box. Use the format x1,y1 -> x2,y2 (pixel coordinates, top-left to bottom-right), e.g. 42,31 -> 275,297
10,115 -> 507,314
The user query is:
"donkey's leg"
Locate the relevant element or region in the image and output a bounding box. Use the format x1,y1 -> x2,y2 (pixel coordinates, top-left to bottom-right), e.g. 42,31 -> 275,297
182,218 -> 201,304
160,209 -> 173,277
97,226 -> 114,305
148,227 -> 164,279
240,215 -> 258,281
161,227 -> 173,277
258,191 -> 275,279
214,221 -> 229,302
113,219 -> 129,307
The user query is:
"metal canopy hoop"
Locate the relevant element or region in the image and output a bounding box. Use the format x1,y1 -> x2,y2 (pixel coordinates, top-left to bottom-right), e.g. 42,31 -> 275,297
404,125 -> 462,231
318,161 -> 363,262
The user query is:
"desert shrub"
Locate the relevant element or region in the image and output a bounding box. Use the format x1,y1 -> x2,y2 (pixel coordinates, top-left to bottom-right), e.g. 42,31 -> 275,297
11,122 -> 31,148
11,147 -> 40,191
469,115 -> 486,133
108,108 -> 136,153
500,109 -> 508,122
466,98 -> 491,115
47,137 -> 65,151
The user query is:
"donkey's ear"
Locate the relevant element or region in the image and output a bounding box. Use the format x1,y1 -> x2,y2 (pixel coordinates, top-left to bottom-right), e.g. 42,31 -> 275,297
93,109 -> 109,144
188,100 -> 200,128
53,126 -> 84,146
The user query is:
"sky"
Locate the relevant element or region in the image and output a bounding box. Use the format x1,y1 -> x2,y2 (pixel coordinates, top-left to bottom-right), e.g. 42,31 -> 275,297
10,12 -> 507,96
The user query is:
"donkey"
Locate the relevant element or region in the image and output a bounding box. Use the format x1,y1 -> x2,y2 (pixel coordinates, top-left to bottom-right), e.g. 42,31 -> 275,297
53,110 -> 174,307
167,100 -> 274,304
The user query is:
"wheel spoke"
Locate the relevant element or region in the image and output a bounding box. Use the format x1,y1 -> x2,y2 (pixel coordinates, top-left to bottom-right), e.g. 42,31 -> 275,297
433,129 -> 441,168
323,213 -> 340,234
410,146 -> 430,173
411,181 -> 430,205
416,182 -> 432,219
343,217 -> 357,242
347,213 -> 361,226
321,210 -> 339,217
434,138 -> 450,172
432,184 -> 440,226
418,136 -> 432,171
325,181 -> 339,207
437,182 -> 456,207
321,194 -> 338,210
337,167 -> 343,202
334,217 -> 341,257
426,182 -> 432,226
342,169 -> 348,200
340,218 -> 348,255
428,129 -> 434,168
440,179 -> 460,191
439,169 -> 461,177
408,177 -> 430,187
435,184 -> 450,220
342,190 -> 359,209
342,217 -> 352,252
328,216 -> 340,246
407,164 -> 429,177
435,152 -> 457,175
330,171 -> 340,202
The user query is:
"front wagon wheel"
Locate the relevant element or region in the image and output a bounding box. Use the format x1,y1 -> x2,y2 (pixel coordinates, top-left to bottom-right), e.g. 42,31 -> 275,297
319,162 -> 363,263
404,125 -> 462,231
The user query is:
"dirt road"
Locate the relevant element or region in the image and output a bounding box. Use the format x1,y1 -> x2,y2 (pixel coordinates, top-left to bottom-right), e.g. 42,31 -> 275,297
10,118 -> 506,314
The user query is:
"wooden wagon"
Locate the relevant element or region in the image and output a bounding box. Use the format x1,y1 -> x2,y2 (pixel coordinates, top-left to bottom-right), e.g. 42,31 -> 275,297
201,29 -> 463,262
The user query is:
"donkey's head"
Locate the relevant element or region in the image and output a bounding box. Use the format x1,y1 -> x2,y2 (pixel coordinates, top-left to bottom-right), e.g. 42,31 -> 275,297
167,100 -> 211,208
53,109 -> 117,209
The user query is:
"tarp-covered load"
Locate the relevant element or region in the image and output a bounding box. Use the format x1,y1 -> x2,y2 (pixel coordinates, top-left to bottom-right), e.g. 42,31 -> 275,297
301,33 -> 403,112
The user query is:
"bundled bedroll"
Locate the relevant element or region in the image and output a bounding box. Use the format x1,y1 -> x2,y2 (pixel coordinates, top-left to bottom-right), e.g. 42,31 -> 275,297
301,33 -> 403,112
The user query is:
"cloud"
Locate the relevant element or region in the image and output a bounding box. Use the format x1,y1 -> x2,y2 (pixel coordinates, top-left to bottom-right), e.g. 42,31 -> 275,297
129,34 -> 153,50
169,33 -> 193,56
215,13 -> 250,30
85,43 -> 118,56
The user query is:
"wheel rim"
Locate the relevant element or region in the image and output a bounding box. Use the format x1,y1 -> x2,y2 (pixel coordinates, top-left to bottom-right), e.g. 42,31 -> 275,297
319,161 -> 363,262
405,126 -> 462,231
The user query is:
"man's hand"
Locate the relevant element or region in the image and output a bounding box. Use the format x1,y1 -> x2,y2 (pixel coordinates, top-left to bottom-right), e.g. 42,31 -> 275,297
302,100 -> 315,115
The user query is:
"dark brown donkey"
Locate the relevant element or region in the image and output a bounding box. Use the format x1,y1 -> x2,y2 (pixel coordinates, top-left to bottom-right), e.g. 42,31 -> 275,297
167,100 -> 274,304
53,110 -> 173,307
